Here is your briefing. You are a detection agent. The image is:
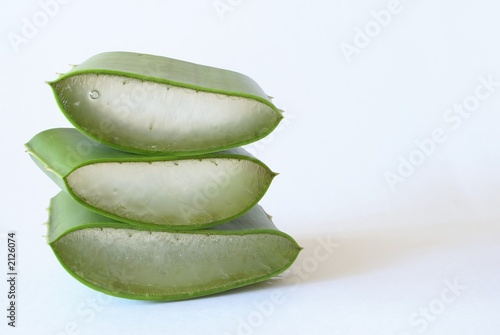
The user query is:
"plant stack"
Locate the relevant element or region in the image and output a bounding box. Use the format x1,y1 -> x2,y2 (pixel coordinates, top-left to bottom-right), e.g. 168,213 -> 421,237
25,52 -> 300,301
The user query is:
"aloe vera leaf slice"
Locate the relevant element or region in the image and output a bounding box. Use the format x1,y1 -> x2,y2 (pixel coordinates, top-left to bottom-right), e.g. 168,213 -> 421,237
48,191 -> 301,301
26,128 -> 277,230
48,51 -> 283,155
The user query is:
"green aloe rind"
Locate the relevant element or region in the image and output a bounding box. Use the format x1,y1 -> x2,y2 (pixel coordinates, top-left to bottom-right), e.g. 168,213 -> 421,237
26,128 -> 277,230
48,51 -> 283,155
48,191 -> 301,301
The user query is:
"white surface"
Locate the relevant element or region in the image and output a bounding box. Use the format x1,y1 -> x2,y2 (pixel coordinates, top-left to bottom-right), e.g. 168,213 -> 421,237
2,0 -> 500,334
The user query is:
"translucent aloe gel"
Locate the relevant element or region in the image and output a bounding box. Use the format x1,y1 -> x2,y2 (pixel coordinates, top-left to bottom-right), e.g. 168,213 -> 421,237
48,192 -> 301,301
48,52 -> 283,155
26,128 -> 277,230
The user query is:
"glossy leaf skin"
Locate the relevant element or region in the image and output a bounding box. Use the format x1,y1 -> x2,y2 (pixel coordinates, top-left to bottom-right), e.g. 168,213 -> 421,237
26,128 -> 277,230
48,192 -> 301,301
48,52 -> 283,155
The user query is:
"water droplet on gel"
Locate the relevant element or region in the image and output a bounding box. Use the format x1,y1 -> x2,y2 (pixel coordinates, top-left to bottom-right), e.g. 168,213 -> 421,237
89,90 -> 99,99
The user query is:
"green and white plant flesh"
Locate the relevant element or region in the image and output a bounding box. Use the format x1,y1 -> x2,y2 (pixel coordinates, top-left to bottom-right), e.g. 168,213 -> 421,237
48,52 -> 283,155
48,191 -> 301,301
26,128 -> 277,230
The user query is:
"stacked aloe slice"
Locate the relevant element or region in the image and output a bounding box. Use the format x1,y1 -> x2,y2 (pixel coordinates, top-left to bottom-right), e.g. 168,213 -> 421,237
26,52 -> 300,301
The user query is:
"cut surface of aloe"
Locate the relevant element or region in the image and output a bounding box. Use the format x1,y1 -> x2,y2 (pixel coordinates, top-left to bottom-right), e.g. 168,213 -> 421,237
48,192 -> 300,301
48,51 -> 283,155
26,128 -> 276,229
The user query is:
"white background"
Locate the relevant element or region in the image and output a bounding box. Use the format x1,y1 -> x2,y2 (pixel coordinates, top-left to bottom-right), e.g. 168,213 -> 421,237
2,0 -> 500,334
